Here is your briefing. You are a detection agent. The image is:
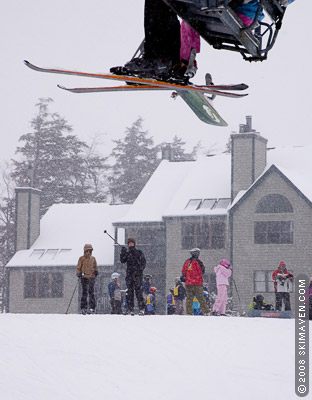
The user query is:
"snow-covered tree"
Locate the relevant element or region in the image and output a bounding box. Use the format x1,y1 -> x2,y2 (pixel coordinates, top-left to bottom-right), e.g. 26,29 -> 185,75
109,117 -> 160,204
12,98 -> 108,215
0,163 -> 15,312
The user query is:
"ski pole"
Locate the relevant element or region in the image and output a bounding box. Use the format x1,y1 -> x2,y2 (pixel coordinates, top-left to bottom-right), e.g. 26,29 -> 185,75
65,278 -> 79,314
232,277 -> 241,302
104,230 -> 122,246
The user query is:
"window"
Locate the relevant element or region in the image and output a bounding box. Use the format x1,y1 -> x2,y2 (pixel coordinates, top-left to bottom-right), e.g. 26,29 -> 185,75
254,271 -> 275,293
255,194 -> 293,213
201,199 -> 216,209
185,199 -> 202,210
214,198 -> 231,209
24,272 -> 64,298
254,221 -> 293,244
181,220 -> 226,249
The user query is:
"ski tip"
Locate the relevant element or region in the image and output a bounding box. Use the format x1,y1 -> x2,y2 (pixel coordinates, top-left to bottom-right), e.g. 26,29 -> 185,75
24,60 -> 29,66
57,84 -> 66,90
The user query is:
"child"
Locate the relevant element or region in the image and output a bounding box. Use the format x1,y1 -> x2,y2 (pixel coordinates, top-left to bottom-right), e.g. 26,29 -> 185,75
167,289 -> 176,315
212,259 -> 232,316
145,287 -> 157,315
192,297 -> 200,315
108,272 -> 122,314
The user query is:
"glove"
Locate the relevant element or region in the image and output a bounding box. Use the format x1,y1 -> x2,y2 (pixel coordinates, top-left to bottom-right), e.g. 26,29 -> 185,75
76,273 -> 82,278
95,271 -> 99,277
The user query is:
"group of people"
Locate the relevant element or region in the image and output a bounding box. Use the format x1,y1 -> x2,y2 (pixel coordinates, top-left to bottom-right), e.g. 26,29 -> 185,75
110,0 -> 295,81
76,240 -> 312,319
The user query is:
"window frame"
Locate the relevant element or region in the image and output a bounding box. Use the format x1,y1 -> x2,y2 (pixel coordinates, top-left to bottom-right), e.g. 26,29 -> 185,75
24,271 -> 64,299
254,220 -> 294,244
181,219 -> 226,250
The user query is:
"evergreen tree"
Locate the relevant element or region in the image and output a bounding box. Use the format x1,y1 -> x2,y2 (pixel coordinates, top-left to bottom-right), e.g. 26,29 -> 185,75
109,117 -> 160,204
161,135 -> 200,161
0,163 -> 15,312
12,98 -> 108,215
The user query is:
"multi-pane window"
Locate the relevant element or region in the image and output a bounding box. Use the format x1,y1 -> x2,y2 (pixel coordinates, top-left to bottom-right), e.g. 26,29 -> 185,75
254,221 -> 293,244
254,270 -> 275,293
24,272 -> 64,298
255,194 -> 293,213
181,220 -> 226,249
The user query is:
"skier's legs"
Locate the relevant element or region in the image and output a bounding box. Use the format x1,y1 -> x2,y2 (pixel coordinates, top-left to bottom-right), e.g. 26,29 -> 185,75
284,293 -> 291,311
126,277 -> 135,311
185,285 -> 196,315
193,285 -> 209,314
213,284 -> 227,314
88,278 -> 96,310
134,276 -> 145,311
275,292 -> 283,311
175,299 -> 184,315
144,0 -> 180,63
80,278 -> 88,310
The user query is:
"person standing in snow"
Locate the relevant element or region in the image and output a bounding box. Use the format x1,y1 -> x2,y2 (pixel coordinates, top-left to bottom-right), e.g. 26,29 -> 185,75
211,259 -> 232,316
173,277 -> 186,315
108,272 -> 122,314
142,274 -> 152,303
167,288 -> 176,315
145,287 -> 157,315
120,238 -> 146,315
272,260 -> 294,311
76,244 -> 98,314
181,248 -> 209,316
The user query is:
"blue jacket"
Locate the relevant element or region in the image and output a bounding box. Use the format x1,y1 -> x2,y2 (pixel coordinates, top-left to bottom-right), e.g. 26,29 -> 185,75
236,0 -> 264,21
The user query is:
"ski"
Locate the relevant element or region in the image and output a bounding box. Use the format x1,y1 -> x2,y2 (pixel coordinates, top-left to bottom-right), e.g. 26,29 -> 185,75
57,84 -> 247,98
24,60 -> 248,95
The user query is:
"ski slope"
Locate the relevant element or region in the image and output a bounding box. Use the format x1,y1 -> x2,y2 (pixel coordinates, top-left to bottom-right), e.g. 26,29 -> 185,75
0,314 -> 302,400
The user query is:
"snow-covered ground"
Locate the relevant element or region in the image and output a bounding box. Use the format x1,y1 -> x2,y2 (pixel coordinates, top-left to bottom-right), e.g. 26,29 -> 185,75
0,314 -> 305,400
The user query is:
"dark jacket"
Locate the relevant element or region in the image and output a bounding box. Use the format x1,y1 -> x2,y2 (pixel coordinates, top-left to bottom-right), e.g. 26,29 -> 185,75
173,283 -> 186,300
120,246 -> 146,276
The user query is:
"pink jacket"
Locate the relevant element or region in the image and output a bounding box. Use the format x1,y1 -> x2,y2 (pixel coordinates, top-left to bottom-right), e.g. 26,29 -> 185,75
214,264 -> 232,286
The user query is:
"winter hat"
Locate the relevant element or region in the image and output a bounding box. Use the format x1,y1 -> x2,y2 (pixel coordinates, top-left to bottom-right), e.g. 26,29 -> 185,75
190,248 -> 200,257
220,259 -> 231,268
111,272 -> 120,280
127,238 -> 136,245
175,277 -> 181,284
279,260 -> 286,268
255,294 -> 264,302
84,244 -> 93,252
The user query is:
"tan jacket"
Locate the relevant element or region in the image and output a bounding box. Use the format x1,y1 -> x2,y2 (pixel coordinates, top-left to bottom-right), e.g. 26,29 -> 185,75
77,254 -> 98,278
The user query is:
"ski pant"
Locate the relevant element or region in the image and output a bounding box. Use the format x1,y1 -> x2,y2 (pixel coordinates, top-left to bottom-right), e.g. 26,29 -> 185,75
175,299 -> 185,315
167,305 -> 176,315
185,285 -> 209,315
144,0 -> 180,63
80,278 -> 96,311
126,274 -> 145,311
110,299 -> 122,314
275,292 -> 291,311
213,284 -> 228,315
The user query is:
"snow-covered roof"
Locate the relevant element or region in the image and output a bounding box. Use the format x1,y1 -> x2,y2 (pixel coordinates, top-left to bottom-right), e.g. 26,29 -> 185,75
267,146 -> 312,201
115,155 -> 231,224
7,203 -> 130,268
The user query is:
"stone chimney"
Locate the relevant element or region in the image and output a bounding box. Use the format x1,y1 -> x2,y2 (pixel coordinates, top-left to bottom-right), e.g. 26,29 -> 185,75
15,187 -> 41,251
231,116 -> 267,201
161,144 -> 174,161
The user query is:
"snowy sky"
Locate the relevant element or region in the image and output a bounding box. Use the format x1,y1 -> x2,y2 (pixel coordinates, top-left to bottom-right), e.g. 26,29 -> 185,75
1,0 -> 311,164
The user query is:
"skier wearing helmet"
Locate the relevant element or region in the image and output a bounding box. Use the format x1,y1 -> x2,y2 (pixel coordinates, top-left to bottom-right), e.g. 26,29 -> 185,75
108,272 -> 122,314
211,259 -> 232,316
76,244 -> 98,314
181,248 -> 209,316
145,287 -> 157,315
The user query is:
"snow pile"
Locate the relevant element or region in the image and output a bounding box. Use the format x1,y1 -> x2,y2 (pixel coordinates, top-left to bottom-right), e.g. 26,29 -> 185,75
0,314 -> 301,400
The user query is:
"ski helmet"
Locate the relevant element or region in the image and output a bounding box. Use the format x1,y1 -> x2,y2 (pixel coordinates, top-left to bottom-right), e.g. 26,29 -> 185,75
150,287 -> 157,293
220,259 -> 231,268
255,294 -> 264,302
190,248 -> 200,257
111,272 -> 120,280
279,260 -> 286,269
